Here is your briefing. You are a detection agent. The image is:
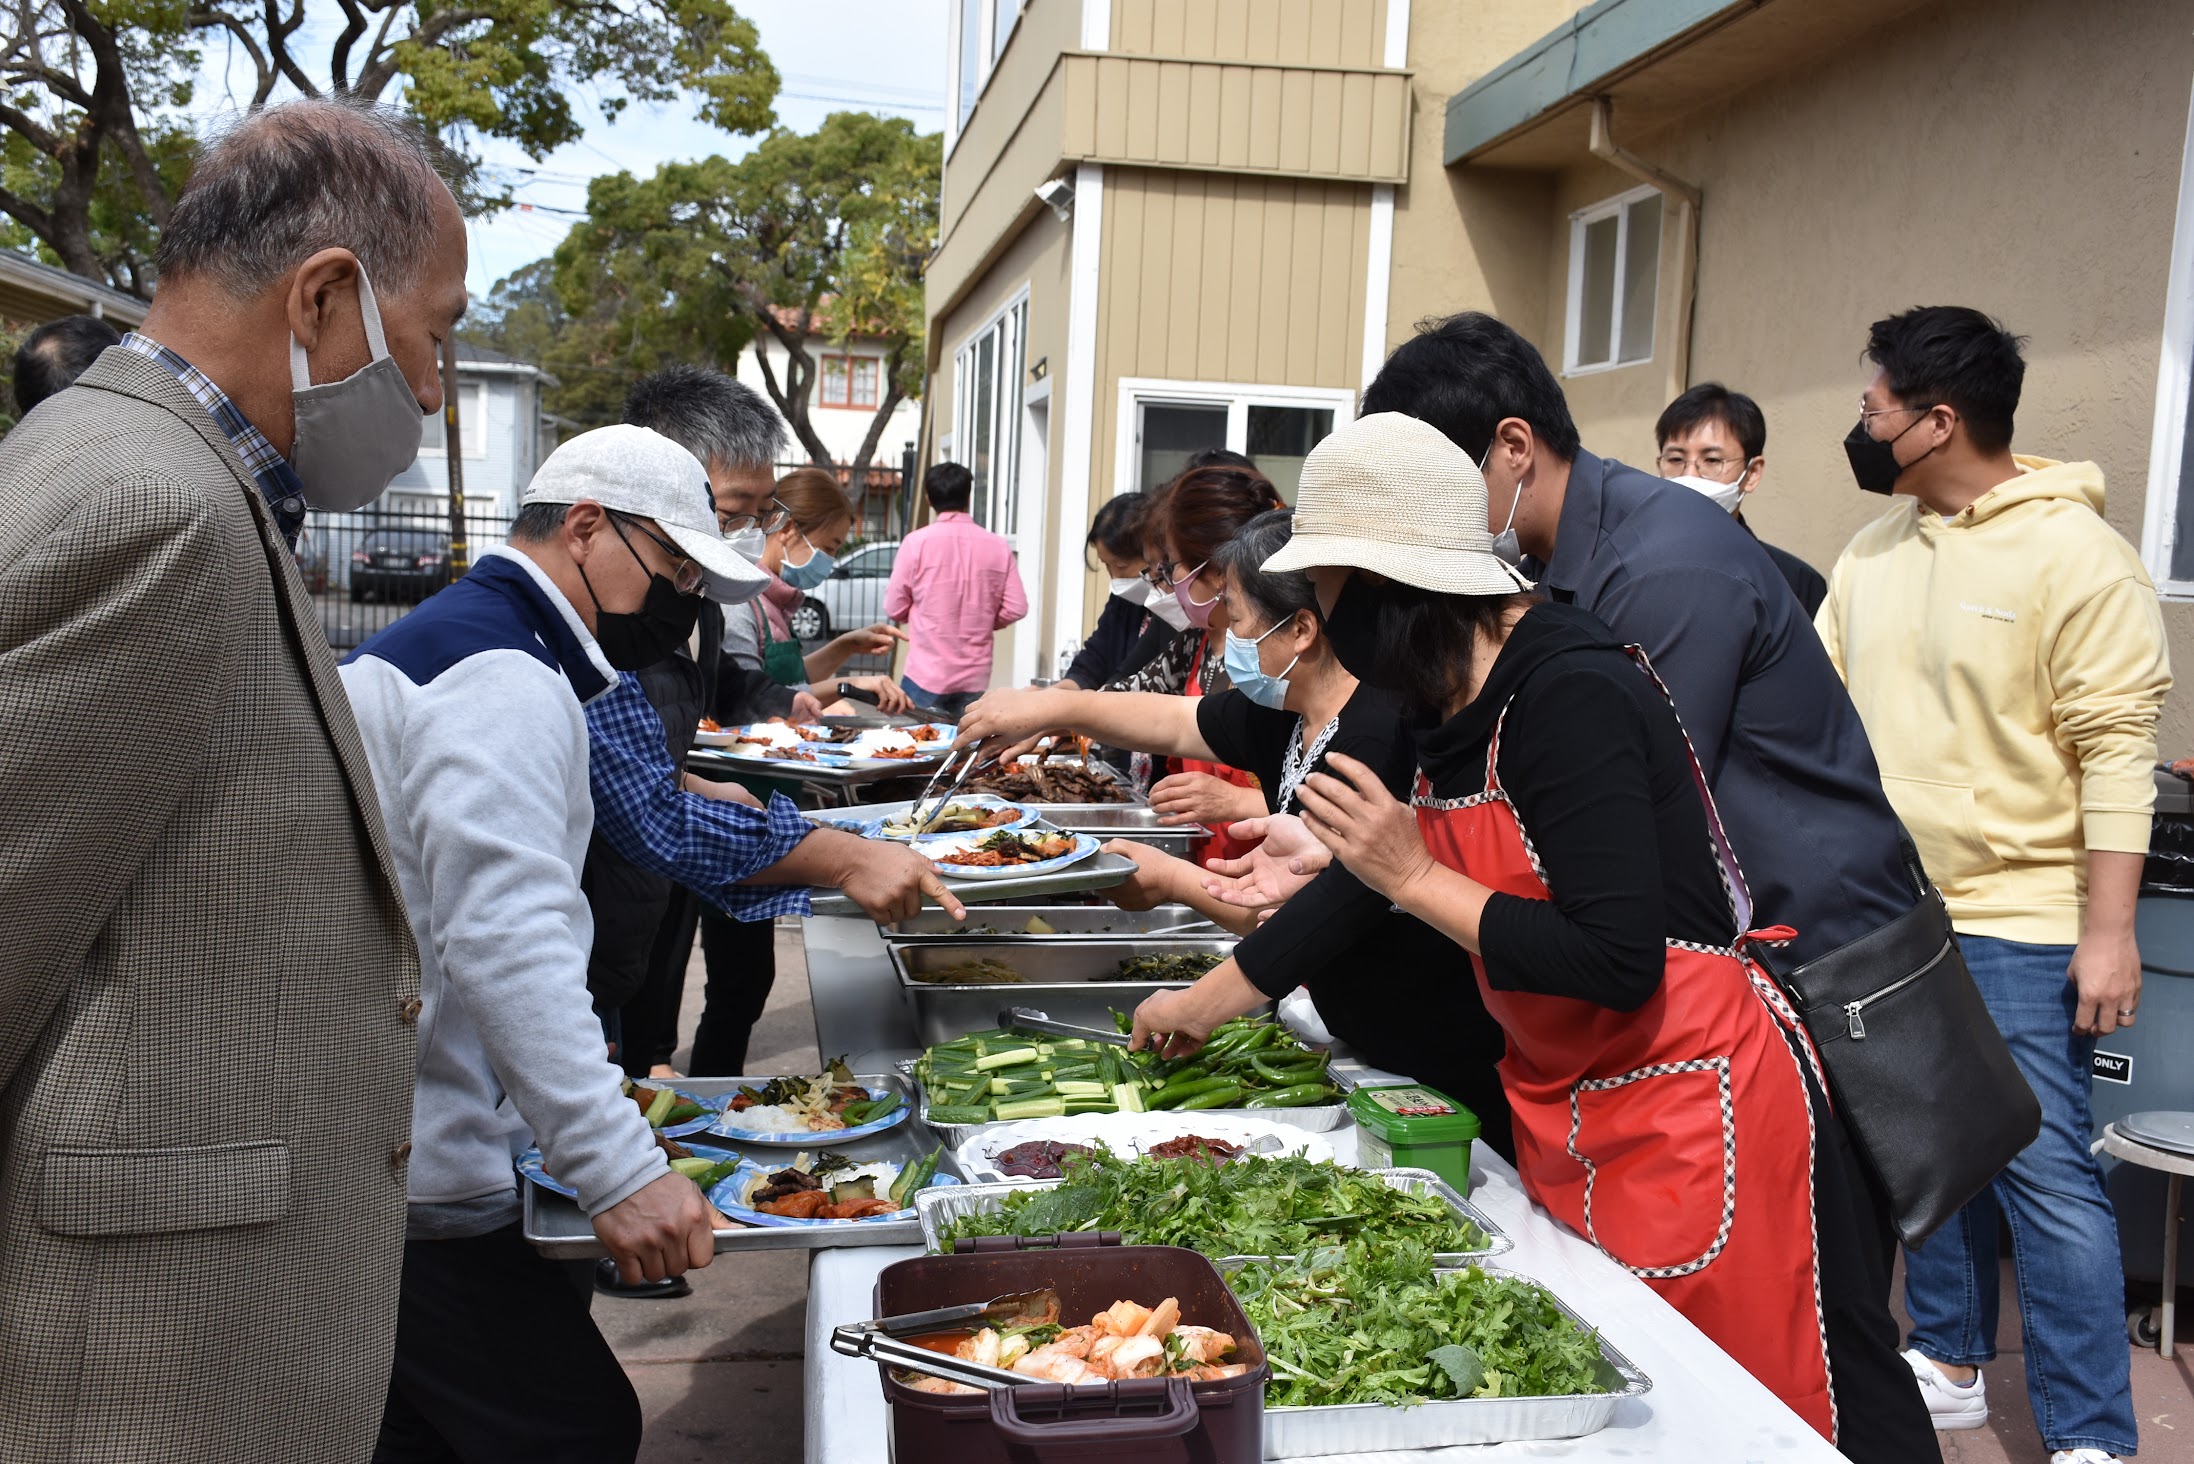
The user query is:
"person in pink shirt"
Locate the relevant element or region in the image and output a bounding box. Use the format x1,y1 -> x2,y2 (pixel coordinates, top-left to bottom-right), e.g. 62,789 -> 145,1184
886,462 -> 1028,715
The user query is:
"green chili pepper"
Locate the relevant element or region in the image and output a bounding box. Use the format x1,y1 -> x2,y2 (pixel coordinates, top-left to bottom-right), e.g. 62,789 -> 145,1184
1251,1054 -> 1329,1086
1149,1076 -> 1236,1110
1175,1083 -> 1244,1111
1244,1083 -> 1332,1109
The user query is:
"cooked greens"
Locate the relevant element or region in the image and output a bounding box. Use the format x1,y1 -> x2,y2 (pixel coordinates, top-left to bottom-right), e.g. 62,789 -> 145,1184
1108,952 -> 1225,982
938,1148 -> 1486,1259
1230,1242 -> 1611,1406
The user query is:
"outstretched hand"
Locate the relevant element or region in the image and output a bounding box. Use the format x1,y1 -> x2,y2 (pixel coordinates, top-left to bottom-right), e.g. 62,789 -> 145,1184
1198,813 -> 1330,908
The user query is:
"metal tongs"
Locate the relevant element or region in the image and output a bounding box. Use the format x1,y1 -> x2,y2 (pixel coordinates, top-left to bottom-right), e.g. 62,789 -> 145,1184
904,741 -> 995,837
830,1287 -> 1061,1392
1003,1007 -> 1134,1048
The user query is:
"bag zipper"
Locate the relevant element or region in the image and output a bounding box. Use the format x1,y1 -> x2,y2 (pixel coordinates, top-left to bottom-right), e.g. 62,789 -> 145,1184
1841,941 -> 1953,1040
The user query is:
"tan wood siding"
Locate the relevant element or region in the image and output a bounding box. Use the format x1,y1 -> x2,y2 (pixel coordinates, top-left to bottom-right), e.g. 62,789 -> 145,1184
1062,53 -> 1409,184
1111,0 -> 1389,67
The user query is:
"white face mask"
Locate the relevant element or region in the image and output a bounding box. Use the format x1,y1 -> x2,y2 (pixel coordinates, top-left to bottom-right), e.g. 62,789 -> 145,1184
1484,443 -> 1523,566
1668,468 -> 1750,515
1108,576 -> 1148,605
287,264 -> 424,512
1145,586 -> 1192,632
725,525 -> 769,563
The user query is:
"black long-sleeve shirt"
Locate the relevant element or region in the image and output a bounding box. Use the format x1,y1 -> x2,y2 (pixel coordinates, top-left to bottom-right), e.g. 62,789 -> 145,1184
1237,602 -> 1734,1012
1064,593 -> 1173,689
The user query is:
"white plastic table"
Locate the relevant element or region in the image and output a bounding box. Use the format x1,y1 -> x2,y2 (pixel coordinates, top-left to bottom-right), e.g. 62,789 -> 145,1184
802,1126 -> 1844,1462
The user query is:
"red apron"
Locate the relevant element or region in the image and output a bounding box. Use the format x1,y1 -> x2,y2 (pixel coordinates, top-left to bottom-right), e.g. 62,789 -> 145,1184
1178,637 -> 1263,866
1413,650 -> 1838,1442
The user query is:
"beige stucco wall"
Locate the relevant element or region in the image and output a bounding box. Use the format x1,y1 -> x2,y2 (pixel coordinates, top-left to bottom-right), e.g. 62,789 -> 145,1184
1426,0 -> 2194,748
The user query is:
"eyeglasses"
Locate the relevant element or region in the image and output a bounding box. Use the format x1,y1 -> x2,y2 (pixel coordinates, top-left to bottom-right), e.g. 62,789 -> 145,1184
1656,450 -> 1754,481
1857,403 -> 1936,426
1147,558 -> 1209,590
608,511 -> 704,595
718,497 -> 792,535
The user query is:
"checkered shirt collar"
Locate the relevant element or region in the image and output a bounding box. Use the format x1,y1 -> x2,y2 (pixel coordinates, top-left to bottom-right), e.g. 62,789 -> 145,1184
121,332 -> 309,546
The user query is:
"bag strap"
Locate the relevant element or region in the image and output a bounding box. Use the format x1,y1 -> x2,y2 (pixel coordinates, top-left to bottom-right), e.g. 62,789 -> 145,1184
1620,645 -> 1753,937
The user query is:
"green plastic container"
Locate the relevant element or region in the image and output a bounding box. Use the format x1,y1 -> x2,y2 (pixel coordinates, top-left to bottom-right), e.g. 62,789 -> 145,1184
1346,1084 -> 1480,1192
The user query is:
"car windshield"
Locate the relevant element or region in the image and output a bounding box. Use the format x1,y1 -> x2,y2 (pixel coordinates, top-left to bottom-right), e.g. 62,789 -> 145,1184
365,532 -> 445,553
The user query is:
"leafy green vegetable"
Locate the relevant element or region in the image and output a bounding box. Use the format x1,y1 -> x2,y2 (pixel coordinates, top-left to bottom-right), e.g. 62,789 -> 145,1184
1230,1243 -> 1609,1407
939,1148 -> 1487,1259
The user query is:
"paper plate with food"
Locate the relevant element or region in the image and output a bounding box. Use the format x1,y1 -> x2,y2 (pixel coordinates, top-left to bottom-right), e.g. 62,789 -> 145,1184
712,1147 -> 954,1227
920,828 -> 1100,880
694,720 -> 803,751
623,1078 -> 723,1138
864,794 -> 1036,842
517,1140 -> 742,1200
707,1062 -> 911,1145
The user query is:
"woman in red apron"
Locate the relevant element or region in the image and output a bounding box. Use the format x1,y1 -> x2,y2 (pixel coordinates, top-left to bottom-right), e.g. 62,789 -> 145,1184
1130,416 -> 1936,1462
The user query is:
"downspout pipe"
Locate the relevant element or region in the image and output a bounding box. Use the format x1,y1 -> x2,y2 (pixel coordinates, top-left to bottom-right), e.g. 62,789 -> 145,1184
1587,97 -> 1701,402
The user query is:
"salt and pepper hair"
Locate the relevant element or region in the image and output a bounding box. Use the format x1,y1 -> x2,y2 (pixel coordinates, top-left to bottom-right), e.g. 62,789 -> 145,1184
155,96 -> 452,298
622,365 -> 788,472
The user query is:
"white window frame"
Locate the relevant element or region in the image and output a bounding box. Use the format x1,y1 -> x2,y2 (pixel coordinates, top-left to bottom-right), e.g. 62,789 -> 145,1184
945,0 -> 1026,156
417,381 -> 488,460
950,287 -> 1031,541
2140,77 -> 2194,600
1562,183 -> 1662,378
1111,378 -> 1355,497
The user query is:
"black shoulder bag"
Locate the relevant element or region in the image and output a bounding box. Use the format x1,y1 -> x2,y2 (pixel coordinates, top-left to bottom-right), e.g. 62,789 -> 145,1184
1773,838 -> 2041,1246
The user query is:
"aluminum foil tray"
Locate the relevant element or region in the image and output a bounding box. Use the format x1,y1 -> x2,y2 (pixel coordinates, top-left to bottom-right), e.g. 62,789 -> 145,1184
897,1058 -> 1347,1149
886,937 -> 1237,1047
912,1167 -> 1510,1265
1252,1265 -> 1651,1456
886,903 -> 1227,941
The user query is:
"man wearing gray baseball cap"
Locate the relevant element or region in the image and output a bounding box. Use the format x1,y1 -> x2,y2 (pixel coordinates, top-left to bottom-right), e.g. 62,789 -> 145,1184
339,424 -> 767,1460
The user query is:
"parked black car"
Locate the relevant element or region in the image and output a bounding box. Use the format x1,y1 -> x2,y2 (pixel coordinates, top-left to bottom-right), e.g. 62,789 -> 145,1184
350,528 -> 454,603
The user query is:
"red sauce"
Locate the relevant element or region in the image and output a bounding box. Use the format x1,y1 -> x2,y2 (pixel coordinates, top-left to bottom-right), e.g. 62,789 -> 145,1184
903,1331 -> 974,1355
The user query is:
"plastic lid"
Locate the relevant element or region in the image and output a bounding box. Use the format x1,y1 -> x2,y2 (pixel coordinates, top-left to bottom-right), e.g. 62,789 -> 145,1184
1346,1084 -> 1481,1141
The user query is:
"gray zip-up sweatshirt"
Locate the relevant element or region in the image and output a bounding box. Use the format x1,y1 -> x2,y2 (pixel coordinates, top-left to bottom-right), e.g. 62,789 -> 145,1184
340,547 -> 665,1226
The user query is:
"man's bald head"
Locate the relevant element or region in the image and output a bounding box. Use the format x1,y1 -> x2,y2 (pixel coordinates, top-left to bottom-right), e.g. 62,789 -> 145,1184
156,97 -> 457,299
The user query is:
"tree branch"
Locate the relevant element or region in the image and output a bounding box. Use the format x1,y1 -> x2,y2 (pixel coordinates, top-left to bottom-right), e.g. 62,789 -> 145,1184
327,0 -> 367,91
355,6 -> 493,97
263,0 -> 319,97
187,8 -> 275,104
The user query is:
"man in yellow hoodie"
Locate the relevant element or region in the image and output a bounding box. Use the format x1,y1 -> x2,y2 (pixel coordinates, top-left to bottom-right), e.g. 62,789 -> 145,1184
1818,306 -> 2167,1464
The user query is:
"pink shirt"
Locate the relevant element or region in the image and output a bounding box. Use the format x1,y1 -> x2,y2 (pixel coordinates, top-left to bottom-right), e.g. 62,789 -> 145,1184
885,511 -> 1029,693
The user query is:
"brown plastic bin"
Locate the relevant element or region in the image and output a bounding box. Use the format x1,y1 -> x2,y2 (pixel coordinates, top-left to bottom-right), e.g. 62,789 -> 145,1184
870,1232 -> 1268,1464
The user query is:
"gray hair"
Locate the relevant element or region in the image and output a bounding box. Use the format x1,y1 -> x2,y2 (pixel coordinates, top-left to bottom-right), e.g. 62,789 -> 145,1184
622,364 -> 787,471
1214,509 -> 1316,629
156,96 -> 453,298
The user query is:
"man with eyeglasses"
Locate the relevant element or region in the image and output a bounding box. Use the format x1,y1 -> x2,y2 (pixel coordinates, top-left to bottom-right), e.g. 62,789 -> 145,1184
1654,382 -> 1827,616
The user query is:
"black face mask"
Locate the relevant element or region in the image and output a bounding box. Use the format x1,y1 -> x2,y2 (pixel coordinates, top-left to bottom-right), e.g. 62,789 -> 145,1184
1843,409 -> 1937,495
1320,574 -> 1396,689
579,561 -> 705,670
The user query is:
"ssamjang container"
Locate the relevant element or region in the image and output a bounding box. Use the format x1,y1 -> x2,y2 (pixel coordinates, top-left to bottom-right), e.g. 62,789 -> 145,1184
870,1234 -> 1268,1464
1345,1083 -> 1480,1193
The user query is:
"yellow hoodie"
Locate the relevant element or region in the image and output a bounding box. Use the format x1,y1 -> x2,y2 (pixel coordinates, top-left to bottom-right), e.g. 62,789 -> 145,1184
1816,458 -> 2171,945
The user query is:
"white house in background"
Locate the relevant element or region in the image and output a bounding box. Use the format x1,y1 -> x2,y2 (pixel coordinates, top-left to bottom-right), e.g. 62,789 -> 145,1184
382,340 -> 550,518
735,327 -> 924,531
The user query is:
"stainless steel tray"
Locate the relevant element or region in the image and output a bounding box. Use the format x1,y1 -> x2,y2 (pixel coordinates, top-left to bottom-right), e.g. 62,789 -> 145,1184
807,844 -> 1137,917
886,903 -> 1227,940
900,1058 -> 1346,1148
913,1168 -> 1511,1265
1252,1265 -> 1651,1455
519,1073 -> 957,1258
685,745 -> 943,788
887,938 -> 1237,1047
1045,804 -> 1209,856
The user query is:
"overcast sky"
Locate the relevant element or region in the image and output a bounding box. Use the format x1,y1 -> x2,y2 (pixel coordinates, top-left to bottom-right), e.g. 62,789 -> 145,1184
189,1 -> 949,296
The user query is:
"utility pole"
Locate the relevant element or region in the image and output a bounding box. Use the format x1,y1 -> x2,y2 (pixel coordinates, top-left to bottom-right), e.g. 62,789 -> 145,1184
440,335 -> 469,578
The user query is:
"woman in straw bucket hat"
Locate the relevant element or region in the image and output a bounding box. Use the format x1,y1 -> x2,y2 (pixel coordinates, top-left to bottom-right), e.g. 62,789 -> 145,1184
1127,413 -> 1937,1462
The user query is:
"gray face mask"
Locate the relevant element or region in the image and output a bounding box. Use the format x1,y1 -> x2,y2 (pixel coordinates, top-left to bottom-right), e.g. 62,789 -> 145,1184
288,265 -> 425,512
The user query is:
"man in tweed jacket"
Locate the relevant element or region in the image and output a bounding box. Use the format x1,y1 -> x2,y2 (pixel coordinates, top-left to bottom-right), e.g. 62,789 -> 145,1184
0,99 -> 466,1462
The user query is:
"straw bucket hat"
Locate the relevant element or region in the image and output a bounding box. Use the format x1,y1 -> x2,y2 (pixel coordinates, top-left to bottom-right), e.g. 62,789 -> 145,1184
1261,412 -> 1534,595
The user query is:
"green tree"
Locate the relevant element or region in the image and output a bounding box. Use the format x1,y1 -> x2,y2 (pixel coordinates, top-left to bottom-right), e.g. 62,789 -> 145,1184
0,0 -> 779,294
553,110 -> 938,492
461,256 -> 652,433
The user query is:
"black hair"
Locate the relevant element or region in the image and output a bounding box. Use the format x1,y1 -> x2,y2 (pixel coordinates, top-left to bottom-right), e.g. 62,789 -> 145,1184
1361,311 -> 1580,462
1654,382 -> 1765,462
925,461 -> 974,511
1183,447 -> 1257,473
623,364 -> 786,469
509,502 -> 569,543
13,314 -> 120,415
1863,306 -> 2026,453
1213,510 -> 1316,630
1086,492 -> 1152,568
1347,575 -> 1532,717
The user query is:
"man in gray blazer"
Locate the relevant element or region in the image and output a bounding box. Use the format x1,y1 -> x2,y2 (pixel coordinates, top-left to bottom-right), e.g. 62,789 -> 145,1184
0,98 -> 466,1462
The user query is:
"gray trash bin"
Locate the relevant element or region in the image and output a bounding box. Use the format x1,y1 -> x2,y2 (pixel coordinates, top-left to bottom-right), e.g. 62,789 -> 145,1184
2090,769 -> 2194,1287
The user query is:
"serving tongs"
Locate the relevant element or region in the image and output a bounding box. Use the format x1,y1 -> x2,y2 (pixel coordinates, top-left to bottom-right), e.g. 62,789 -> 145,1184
904,742 -> 994,837
830,1287 -> 1062,1392
1003,1006 -> 1134,1048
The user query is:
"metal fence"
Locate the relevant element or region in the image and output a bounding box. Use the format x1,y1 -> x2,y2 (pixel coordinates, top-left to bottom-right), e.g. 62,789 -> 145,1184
302,459 -> 908,683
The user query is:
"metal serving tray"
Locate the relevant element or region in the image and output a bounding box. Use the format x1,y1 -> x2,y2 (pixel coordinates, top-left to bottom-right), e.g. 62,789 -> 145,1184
913,1168 -> 1511,1266
1252,1265 -> 1651,1456
519,1073 -> 957,1258
1043,804 -> 1210,856
806,830 -> 1137,917
887,937 -> 1238,1046
685,744 -> 943,789
885,904 -> 1227,941
899,1058 -> 1347,1149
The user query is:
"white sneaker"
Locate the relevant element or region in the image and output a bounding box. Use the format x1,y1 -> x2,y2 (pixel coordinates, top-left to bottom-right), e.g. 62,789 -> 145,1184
2050,1452 -> 2126,1463
1902,1348 -> 1987,1430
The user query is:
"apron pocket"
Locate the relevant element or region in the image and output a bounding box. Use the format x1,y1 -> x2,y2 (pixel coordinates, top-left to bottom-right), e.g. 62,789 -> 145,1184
1568,1058 -> 1735,1278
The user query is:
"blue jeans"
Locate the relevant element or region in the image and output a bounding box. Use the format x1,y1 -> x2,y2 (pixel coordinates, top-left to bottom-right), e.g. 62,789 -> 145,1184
899,677 -> 980,719
1902,934 -> 2135,1456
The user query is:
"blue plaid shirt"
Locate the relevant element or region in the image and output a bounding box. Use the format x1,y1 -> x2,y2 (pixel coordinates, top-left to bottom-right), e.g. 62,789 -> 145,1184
121,332 -> 309,546
584,672 -> 814,919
